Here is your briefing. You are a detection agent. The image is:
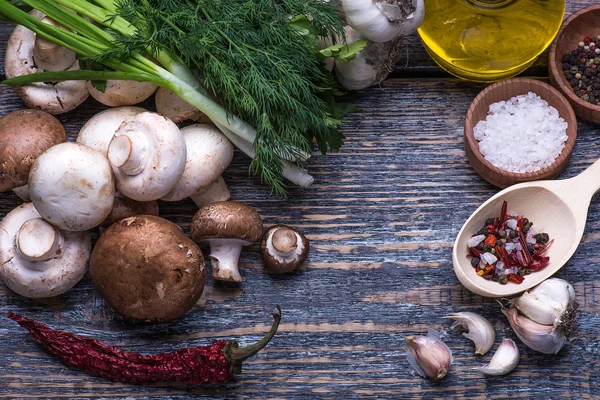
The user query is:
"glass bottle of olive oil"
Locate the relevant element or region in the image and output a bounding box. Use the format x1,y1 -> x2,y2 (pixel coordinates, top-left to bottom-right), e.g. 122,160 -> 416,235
417,0 -> 565,82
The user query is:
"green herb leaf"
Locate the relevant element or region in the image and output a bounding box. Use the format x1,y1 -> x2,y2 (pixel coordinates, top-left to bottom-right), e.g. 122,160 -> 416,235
320,39 -> 368,63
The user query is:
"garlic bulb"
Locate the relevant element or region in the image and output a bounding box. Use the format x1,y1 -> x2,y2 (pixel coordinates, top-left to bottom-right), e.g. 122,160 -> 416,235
479,339 -> 520,376
405,328 -> 453,380
343,0 -> 425,43
511,278 -> 577,335
334,26 -> 404,90
445,312 -> 495,355
502,307 -> 567,355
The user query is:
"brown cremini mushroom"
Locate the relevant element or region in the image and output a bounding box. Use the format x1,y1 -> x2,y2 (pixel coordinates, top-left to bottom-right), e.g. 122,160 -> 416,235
90,215 -> 206,322
0,109 -> 66,193
260,225 -> 310,274
191,201 -> 263,283
100,193 -> 159,229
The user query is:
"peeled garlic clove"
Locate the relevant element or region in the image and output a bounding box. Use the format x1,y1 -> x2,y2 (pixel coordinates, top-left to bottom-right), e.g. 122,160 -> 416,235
502,307 -> 566,354
479,339 -> 520,376
445,312 -> 495,355
405,328 -> 453,380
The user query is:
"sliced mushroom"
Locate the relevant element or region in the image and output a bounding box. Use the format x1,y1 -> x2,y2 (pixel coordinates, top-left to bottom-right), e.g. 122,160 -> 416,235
155,87 -> 211,124
161,124 -> 233,206
5,11 -> 89,114
108,112 -> 187,201
100,193 -> 159,229
191,201 -> 263,283
86,80 -> 157,107
0,203 -> 91,298
77,106 -> 147,157
260,225 -> 310,273
29,142 -> 115,231
90,215 -> 206,322
0,109 -> 66,193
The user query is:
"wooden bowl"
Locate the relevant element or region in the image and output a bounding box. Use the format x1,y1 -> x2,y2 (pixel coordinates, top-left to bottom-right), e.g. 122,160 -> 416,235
464,78 -> 577,188
549,5 -> 600,124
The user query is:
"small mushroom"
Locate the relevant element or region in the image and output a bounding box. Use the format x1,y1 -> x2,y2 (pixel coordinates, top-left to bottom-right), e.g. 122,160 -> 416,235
0,203 -> 91,298
100,193 -> 159,229
29,142 -> 115,231
108,112 -> 187,201
260,225 -> 310,273
90,215 -> 206,322
191,201 -> 263,283
86,80 -> 157,107
0,109 -> 66,193
155,87 -> 211,124
77,106 -> 147,157
5,11 -> 89,114
161,124 -> 234,206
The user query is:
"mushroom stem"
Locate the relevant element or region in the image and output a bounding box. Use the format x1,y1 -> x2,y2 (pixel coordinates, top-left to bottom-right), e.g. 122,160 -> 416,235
16,218 -> 63,266
108,129 -> 150,176
33,17 -> 76,72
208,239 -> 245,283
271,228 -> 299,258
189,176 -> 231,208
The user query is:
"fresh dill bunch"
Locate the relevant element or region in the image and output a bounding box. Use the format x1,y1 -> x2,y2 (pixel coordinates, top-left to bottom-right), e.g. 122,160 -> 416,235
104,0 -> 346,194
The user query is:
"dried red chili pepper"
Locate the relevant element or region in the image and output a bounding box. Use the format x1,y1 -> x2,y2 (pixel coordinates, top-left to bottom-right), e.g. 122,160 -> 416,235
499,201 -> 507,230
8,306 -> 281,385
484,234 -> 496,246
507,274 -> 524,284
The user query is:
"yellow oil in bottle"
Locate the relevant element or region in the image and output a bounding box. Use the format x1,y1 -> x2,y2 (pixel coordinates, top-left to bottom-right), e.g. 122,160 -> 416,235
417,0 -> 565,81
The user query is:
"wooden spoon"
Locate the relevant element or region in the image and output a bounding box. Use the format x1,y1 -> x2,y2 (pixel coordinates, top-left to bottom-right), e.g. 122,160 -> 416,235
453,160 -> 600,297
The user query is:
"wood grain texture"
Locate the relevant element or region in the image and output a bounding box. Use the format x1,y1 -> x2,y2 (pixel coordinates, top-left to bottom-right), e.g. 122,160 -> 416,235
2,3 -> 600,399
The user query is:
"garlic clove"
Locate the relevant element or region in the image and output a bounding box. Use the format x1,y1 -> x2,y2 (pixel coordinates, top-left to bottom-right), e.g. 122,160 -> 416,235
479,339 -> 520,376
502,308 -> 566,355
511,278 -> 578,336
405,328 -> 453,380
445,312 -> 495,355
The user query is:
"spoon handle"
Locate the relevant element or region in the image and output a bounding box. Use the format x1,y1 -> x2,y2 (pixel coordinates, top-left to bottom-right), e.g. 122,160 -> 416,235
568,158 -> 600,202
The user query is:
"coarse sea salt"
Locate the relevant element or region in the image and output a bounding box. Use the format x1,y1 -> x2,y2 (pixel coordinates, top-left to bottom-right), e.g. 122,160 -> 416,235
473,92 -> 568,173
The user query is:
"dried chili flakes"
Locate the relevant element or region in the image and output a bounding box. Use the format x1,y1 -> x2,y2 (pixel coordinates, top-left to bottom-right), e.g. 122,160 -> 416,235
466,201 -> 552,285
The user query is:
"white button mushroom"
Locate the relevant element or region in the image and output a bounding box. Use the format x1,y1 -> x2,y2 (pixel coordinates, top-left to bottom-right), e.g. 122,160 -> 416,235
155,87 -> 211,124
86,80 -> 157,107
77,106 -> 147,157
161,124 -> 234,206
191,201 -> 263,283
0,110 -> 66,195
107,112 -> 187,201
0,203 -> 91,298
4,11 -> 89,114
29,142 -> 116,231
260,225 -> 310,274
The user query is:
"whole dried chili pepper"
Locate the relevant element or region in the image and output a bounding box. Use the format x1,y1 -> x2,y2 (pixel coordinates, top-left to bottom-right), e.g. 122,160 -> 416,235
8,306 -> 281,385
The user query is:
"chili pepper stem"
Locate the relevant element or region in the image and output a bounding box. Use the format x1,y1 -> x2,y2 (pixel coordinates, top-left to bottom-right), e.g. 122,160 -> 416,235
225,305 -> 282,374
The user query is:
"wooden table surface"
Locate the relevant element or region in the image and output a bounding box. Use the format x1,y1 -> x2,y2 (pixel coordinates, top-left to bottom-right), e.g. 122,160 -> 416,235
1,2 -> 600,399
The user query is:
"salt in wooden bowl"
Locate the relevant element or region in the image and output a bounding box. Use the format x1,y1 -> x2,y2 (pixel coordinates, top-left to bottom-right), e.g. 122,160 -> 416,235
464,78 -> 577,188
549,4 -> 600,124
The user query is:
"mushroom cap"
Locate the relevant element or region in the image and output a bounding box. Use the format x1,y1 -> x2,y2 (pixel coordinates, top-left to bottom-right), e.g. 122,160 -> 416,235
0,109 -> 66,192
260,225 -> 310,274
109,112 -> 187,201
77,106 -> 147,157
5,11 -> 89,114
191,201 -> 263,244
100,193 -> 159,229
29,142 -> 115,231
155,87 -> 211,124
161,124 -> 234,202
86,80 -> 157,107
0,203 -> 91,298
90,215 -> 206,322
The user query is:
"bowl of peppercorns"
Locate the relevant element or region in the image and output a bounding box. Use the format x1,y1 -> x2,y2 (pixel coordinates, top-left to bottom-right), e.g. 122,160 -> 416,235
550,5 -> 600,124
